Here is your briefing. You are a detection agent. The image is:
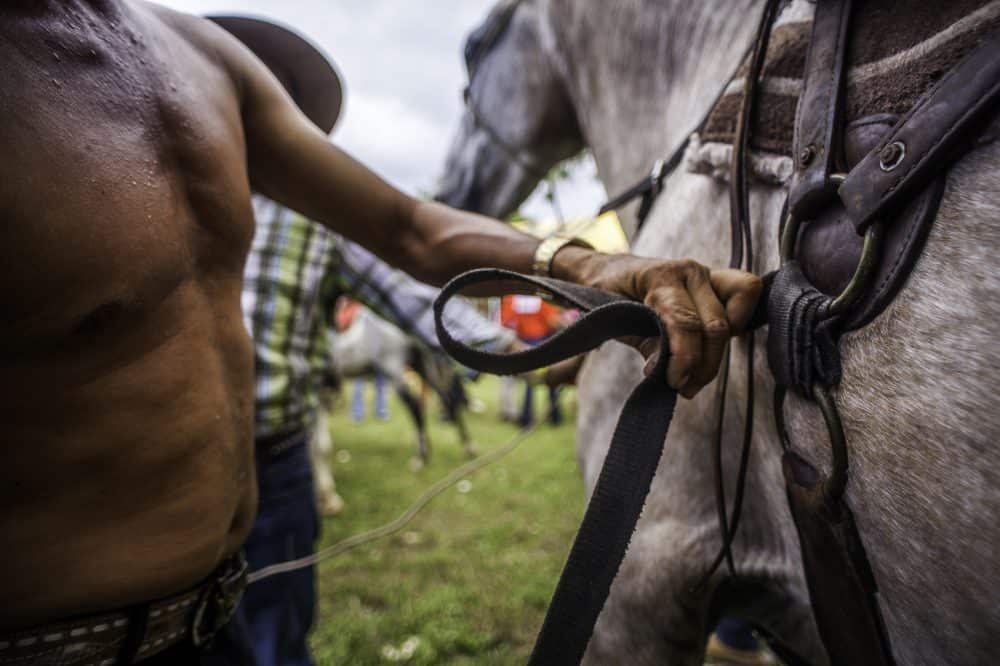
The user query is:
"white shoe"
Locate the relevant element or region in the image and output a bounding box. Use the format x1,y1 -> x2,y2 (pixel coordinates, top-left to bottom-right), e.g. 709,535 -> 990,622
321,493 -> 345,517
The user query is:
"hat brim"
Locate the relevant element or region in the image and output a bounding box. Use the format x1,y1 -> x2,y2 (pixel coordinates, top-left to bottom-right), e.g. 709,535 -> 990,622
208,15 -> 343,134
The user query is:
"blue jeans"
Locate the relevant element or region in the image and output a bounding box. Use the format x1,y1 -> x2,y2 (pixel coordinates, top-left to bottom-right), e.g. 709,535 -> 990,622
519,336 -> 561,427
715,617 -> 760,651
229,433 -> 318,666
352,373 -> 388,421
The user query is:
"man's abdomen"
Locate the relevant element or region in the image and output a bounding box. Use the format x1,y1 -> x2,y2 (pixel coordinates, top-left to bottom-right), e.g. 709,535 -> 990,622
0,282 -> 256,631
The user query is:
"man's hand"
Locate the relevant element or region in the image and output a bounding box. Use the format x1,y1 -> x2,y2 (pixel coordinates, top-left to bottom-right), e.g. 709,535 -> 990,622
551,247 -> 762,399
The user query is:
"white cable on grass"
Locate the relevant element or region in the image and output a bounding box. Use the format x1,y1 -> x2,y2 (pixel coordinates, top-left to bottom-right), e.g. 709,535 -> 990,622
248,413 -> 548,584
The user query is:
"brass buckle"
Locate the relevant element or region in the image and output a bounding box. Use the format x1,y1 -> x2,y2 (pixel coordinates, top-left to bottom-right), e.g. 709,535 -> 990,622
191,553 -> 249,648
780,173 -> 883,318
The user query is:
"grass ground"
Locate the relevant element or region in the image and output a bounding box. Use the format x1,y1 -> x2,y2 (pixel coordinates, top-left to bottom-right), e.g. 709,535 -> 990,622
309,376 -> 583,664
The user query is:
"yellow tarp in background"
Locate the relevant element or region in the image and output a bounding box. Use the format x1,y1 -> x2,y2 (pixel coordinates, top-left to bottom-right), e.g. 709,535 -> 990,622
511,211 -> 629,254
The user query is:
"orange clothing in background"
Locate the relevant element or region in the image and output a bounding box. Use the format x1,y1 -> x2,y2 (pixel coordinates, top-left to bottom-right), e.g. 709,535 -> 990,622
501,295 -> 561,340
335,298 -> 361,332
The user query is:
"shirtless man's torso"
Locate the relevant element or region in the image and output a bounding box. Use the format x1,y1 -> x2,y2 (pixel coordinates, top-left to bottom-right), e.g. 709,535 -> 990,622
0,2 -> 258,628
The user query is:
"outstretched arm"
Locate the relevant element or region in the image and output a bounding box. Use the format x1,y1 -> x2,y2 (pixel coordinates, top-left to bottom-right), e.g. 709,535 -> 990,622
212,21 -> 760,397
325,236 -> 518,353
208,26 -> 532,285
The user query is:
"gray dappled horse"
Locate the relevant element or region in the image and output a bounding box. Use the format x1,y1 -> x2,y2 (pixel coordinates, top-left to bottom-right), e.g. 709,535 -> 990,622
312,310 -> 476,515
437,1 -> 1000,664
330,307 -> 478,466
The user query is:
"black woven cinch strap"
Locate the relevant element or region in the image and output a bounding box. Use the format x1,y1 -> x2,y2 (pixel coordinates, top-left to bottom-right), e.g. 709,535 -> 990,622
434,268 -> 676,665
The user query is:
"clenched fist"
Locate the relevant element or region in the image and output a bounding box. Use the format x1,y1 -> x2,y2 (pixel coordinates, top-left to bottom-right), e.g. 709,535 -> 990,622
551,247 -> 762,398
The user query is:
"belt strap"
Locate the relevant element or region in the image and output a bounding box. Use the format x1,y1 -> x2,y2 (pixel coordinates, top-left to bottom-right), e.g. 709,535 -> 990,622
434,269 -> 676,665
255,427 -> 307,461
0,554 -> 247,666
788,0 -> 854,218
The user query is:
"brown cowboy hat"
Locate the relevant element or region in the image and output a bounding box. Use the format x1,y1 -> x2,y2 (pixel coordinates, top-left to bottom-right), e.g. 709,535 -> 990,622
207,15 -> 344,134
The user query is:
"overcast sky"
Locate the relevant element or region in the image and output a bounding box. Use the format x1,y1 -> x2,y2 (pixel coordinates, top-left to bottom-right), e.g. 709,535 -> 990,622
157,0 -> 605,220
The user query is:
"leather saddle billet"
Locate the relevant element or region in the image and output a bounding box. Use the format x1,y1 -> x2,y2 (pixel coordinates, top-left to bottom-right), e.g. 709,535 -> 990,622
782,452 -> 895,666
795,114 -> 946,332
771,3 -> 900,662
771,3 -> 1000,664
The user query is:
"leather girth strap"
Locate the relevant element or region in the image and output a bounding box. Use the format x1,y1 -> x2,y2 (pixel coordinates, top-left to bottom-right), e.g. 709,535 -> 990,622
775,5 -> 1000,666
788,0 -> 853,219
434,269 -> 677,666
781,450 -> 896,666
776,1 -> 900,664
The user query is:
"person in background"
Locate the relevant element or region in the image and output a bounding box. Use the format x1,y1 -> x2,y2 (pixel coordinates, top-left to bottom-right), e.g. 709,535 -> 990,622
335,298 -> 390,422
501,294 -> 565,427
218,17 -> 515,666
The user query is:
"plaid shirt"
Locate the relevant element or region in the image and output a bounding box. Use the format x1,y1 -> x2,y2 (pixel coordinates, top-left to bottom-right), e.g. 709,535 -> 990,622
243,196 -> 513,438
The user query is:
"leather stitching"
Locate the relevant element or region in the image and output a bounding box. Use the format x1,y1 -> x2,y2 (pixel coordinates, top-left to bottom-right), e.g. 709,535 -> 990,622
875,188 -> 931,297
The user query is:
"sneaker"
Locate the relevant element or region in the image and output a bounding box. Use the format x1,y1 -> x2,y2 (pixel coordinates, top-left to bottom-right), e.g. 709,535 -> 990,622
705,634 -> 778,665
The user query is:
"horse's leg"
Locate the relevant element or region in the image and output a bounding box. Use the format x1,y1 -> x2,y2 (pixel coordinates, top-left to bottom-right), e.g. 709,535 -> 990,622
448,403 -> 478,457
310,396 -> 344,516
439,375 -> 478,457
396,383 -> 430,466
373,371 -> 389,421
499,375 -> 517,421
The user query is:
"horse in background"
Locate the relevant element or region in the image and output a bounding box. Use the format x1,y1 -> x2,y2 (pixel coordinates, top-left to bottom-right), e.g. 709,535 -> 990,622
309,306 -> 479,515
329,306 -> 478,465
436,1 -> 1000,664
311,381 -> 346,516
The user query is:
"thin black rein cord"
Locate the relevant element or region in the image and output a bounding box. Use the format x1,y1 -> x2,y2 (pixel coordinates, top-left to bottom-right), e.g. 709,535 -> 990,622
700,0 -> 783,588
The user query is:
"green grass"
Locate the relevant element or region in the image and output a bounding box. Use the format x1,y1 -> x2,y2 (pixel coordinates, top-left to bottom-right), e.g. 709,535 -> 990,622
309,376 -> 583,665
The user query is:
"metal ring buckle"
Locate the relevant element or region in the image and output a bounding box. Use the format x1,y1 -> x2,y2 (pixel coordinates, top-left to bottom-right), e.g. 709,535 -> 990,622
191,554 -> 249,648
774,384 -> 848,504
780,173 -> 884,318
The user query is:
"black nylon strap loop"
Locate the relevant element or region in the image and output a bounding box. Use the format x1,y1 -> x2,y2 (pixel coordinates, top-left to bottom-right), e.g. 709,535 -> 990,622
434,269 -> 677,665
767,262 -> 841,394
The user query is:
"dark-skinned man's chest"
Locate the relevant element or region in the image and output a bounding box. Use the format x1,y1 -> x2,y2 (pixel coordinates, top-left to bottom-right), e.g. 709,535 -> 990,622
0,19 -> 255,367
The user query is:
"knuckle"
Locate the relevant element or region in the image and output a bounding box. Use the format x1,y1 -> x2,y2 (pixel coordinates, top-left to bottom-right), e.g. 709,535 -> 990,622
675,258 -> 699,272
643,287 -> 673,310
704,319 -> 730,338
645,288 -> 705,332
667,308 -> 703,332
647,265 -> 682,289
741,272 -> 763,296
675,258 -> 703,279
